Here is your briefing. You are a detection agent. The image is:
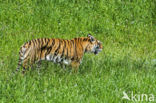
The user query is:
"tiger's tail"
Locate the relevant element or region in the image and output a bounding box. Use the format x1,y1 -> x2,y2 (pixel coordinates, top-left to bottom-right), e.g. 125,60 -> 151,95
16,46 -> 24,72
16,56 -> 23,72
16,43 -> 32,73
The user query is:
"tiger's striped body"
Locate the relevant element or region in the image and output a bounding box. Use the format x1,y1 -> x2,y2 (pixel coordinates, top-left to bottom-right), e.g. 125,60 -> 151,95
16,34 -> 102,73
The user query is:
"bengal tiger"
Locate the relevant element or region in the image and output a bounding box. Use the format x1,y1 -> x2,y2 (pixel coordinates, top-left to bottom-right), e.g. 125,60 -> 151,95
16,34 -> 102,73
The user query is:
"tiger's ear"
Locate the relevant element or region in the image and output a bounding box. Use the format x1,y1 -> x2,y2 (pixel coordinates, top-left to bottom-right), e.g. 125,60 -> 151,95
87,33 -> 92,37
88,34 -> 95,42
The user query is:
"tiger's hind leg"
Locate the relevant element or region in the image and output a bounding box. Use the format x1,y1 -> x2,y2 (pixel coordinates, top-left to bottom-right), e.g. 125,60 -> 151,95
36,60 -> 41,69
36,60 -> 42,75
71,61 -> 80,73
16,55 -> 29,74
21,58 -> 30,74
21,55 -> 36,74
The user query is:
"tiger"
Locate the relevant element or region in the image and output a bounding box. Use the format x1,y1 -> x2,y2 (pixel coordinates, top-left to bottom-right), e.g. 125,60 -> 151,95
16,34 -> 103,73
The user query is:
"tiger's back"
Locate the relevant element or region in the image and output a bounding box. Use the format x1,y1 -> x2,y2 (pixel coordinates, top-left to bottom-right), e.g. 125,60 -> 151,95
16,34 -> 103,73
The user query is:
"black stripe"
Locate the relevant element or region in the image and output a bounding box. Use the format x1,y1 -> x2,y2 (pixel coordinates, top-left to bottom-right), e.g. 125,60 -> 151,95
67,40 -> 70,58
69,40 -> 71,58
34,39 -> 37,45
60,40 -> 66,58
46,42 -> 52,55
40,39 -> 48,60
45,39 -> 53,55
40,49 -> 43,60
23,43 -> 26,48
48,39 -> 55,56
43,38 -> 46,44
64,40 -> 67,58
28,41 -> 31,46
23,54 -> 29,62
42,38 -> 47,46
32,39 -> 36,47
71,40 -> 75,59
41,38 -> 44,47
40,39 -> 44,59
74,39 -> 77,59
51,39 -> 55,47
66,42 -> 68,58
83,38 -> 88,41
37,38 -> 40,43
85,44 -> 89,52
37,39 -> 40,47
45,39 -> 49,47
79,39 -> 83,51
44,39 -> 51,60
41,39 -> 49,51
54,39 -> 61,56
44,50 -> 47,60
71,40 -> 74,48
47,38 -> 50,46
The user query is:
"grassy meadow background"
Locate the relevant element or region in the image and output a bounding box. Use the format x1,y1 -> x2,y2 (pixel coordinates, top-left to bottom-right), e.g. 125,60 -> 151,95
0,0 -> 156,102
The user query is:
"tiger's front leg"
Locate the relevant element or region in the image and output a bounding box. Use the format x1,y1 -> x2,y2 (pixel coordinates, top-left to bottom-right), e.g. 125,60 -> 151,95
71,60 -> 80,73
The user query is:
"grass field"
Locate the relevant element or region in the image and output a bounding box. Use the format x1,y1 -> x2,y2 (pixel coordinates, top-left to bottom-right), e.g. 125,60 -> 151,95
0,0 -> 156,102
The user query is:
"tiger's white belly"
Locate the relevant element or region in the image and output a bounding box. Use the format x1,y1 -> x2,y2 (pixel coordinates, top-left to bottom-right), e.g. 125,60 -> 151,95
63,59 -> 71,65
45,54 -> 71,65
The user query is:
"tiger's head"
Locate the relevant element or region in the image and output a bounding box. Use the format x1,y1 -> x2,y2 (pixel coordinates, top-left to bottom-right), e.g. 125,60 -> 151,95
85,34 -> 103,55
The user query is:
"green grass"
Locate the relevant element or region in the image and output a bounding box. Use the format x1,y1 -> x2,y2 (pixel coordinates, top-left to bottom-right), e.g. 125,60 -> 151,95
0,0 -> 156,103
